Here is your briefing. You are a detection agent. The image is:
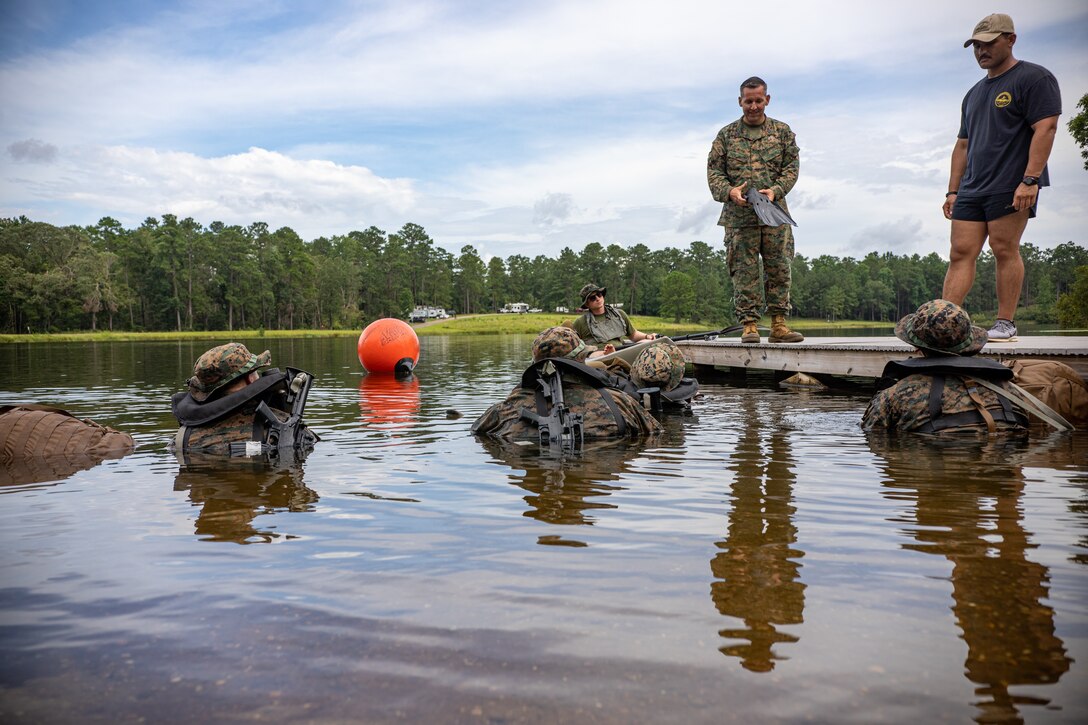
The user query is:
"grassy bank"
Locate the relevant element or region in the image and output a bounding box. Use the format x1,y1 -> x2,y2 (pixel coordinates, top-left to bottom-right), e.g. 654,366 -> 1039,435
415,314 -> 895,336
0,329 -> 360,344
0,315 -> 895,343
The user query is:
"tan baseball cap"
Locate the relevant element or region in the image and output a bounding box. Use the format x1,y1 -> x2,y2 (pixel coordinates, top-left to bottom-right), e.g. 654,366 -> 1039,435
964,13 -> 1015,47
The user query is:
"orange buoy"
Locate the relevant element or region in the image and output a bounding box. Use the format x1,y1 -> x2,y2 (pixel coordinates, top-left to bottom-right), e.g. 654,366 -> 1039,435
357,318 -> 420,375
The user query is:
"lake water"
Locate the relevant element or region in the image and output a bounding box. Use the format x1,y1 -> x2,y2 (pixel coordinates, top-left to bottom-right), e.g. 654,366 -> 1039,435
1,336 -> 1086,724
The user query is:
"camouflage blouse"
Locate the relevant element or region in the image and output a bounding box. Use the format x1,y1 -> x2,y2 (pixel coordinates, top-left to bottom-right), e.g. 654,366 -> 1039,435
707,117 -> 799,228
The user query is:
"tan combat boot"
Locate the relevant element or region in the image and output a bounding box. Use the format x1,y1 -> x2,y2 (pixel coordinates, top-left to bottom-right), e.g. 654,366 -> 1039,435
741,321 -> 760,344
769,314 -> 804,343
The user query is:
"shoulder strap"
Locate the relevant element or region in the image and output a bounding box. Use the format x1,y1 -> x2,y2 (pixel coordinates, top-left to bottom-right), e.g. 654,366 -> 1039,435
970,377 -> 1074,431
172,369 -> 289,426
881,356 -> 1013,382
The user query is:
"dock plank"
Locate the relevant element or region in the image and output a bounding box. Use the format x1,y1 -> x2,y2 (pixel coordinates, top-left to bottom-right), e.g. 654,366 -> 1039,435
676,336 -> 1088,380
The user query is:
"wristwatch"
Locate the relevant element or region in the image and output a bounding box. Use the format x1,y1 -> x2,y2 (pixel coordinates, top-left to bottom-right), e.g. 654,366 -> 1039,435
1021,176 -> 1039,186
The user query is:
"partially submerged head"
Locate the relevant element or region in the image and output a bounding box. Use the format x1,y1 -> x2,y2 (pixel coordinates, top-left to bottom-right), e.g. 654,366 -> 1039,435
188,342 -> 271,401
532,326 -> 595,362
632,341 -> 686,391
895,300 -> 987,357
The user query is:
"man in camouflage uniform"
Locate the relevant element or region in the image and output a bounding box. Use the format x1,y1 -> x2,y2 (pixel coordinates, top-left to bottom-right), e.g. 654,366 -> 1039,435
862,300 -> 1028,434
708,76 -> 803,344
172,342 -> 317,454
571,283 -> 658,347
471,327 -> 661,440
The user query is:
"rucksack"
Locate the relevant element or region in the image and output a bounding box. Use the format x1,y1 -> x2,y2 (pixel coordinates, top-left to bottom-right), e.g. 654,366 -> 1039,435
1007,359 -> 1088,426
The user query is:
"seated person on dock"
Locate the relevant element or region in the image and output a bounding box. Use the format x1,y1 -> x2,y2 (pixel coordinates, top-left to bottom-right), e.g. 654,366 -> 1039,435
862,300 -> 1030,435
570,283 -> 658,347
472,327 -> 662,444
171,343 -> 318,457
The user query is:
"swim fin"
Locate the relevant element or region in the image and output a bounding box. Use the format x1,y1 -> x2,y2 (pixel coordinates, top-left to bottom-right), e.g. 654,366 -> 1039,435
745,187 -> 797,227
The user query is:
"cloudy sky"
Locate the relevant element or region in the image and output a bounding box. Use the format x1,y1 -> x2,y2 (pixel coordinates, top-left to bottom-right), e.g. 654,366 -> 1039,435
2,0 -> 1086,261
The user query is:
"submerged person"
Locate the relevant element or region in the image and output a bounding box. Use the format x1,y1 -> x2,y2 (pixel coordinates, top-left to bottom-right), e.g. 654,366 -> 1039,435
862,300 -> 1029,435
472,327 -> 662,442
171,342 -> 318,456
570,283 -> 658,347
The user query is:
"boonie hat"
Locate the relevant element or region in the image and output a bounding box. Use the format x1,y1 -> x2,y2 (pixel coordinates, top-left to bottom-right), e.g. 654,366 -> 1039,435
579,283 -> 607,304
894,300 -> 988,357
964,13 -> 1015,47
187,342 -> 271,401
532,326 -> 594,362
632,341 -> 686,391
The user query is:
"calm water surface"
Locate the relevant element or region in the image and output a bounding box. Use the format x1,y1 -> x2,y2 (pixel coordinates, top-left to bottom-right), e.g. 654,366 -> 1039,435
1,336 -> 1085,724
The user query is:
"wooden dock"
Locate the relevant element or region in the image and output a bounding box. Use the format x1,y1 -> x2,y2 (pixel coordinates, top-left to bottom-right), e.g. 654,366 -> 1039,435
675,336 -> 1088,382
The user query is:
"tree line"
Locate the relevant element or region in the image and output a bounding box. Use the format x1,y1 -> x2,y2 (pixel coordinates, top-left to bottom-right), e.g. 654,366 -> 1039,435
1,215 -> 1085,333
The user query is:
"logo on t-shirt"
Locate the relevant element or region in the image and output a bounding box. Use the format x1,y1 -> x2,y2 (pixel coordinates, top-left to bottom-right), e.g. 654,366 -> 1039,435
994,91 -> 1012,108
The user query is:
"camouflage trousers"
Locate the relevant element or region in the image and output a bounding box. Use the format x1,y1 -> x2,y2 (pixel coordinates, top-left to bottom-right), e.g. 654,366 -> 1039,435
724,224 -> 794,324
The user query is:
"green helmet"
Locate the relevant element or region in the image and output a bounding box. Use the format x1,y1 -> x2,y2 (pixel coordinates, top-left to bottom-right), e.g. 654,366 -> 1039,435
187,342 -> 271,401
632,341 -> 685,391
532,326 -> 594,362
895,299 -> 987,356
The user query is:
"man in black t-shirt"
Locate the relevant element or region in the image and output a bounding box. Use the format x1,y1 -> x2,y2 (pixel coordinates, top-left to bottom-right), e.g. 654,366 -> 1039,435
941,13 -> 1061,341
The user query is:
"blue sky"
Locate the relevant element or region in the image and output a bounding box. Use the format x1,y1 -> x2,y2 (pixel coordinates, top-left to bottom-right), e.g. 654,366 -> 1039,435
2,0 -> 1086,261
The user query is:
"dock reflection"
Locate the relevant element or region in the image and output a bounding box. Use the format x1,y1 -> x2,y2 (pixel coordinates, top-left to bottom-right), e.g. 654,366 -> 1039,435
710,393 -> 806,671
869,435 -> 1072,723
173,451 -> 318,544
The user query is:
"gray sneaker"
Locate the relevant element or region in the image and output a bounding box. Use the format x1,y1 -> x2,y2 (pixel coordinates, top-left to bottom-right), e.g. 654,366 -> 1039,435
987,318 -> 1017,340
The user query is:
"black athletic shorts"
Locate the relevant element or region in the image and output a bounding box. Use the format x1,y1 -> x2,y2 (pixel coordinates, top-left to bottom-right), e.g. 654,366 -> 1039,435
951,190 -> 1037,222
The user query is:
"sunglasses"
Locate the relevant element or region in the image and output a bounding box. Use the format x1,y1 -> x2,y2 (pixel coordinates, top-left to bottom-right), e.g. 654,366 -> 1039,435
586,292 -> 603,301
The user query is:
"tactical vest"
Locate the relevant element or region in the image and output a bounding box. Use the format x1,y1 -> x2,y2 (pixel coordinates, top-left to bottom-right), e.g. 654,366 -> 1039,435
172,367 -> 317,456
580,305 -> 629,345
879,357 -> 1029,434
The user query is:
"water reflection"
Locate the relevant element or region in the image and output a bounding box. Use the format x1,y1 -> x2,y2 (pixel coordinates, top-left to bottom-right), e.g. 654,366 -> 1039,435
869,435 -> 1072,723
0,448 -> 131,487
357,373 -> 421,428
711,392 -> 806,672
478,438 -> 648,534
173,451 -> 318,544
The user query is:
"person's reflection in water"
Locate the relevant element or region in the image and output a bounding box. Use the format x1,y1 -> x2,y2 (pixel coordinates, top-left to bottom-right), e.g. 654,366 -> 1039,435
173,450 -> 318,544
711,392 -> 805,672
478,438 -> 646,541
868,434 -> 1072,723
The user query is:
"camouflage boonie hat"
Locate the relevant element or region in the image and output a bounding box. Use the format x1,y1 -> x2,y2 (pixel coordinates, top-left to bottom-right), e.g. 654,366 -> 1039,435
532,326 -> 595,362
632,341 -> 686,391
895,300 -> 987,357
187,342 -> 271,401
579,283 -> 607,304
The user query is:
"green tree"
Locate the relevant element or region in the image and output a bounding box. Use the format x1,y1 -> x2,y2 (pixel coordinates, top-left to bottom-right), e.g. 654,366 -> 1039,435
1069,93 -> 1088,171
1055,266 -> 1088,327
455,245 -> 486,314
659,270 -> 696,322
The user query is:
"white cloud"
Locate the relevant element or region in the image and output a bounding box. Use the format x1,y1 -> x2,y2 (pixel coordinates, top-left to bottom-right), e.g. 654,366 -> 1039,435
1,145 -> 416,238
0,0 -> 1085,260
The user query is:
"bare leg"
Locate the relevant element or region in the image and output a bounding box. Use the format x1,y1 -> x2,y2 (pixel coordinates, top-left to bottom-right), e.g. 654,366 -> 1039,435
985,209 -> 1030,320
942,220 -> 988,304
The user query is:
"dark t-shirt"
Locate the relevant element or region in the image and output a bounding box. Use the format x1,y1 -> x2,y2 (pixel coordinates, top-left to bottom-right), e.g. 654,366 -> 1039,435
957,60 -> 1061,196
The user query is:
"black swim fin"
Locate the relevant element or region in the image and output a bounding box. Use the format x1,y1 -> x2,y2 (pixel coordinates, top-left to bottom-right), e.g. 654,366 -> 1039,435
745,187 -> 797,227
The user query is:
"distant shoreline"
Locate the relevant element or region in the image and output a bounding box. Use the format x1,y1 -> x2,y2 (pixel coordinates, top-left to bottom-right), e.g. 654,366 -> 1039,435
0,315 -> 895,343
